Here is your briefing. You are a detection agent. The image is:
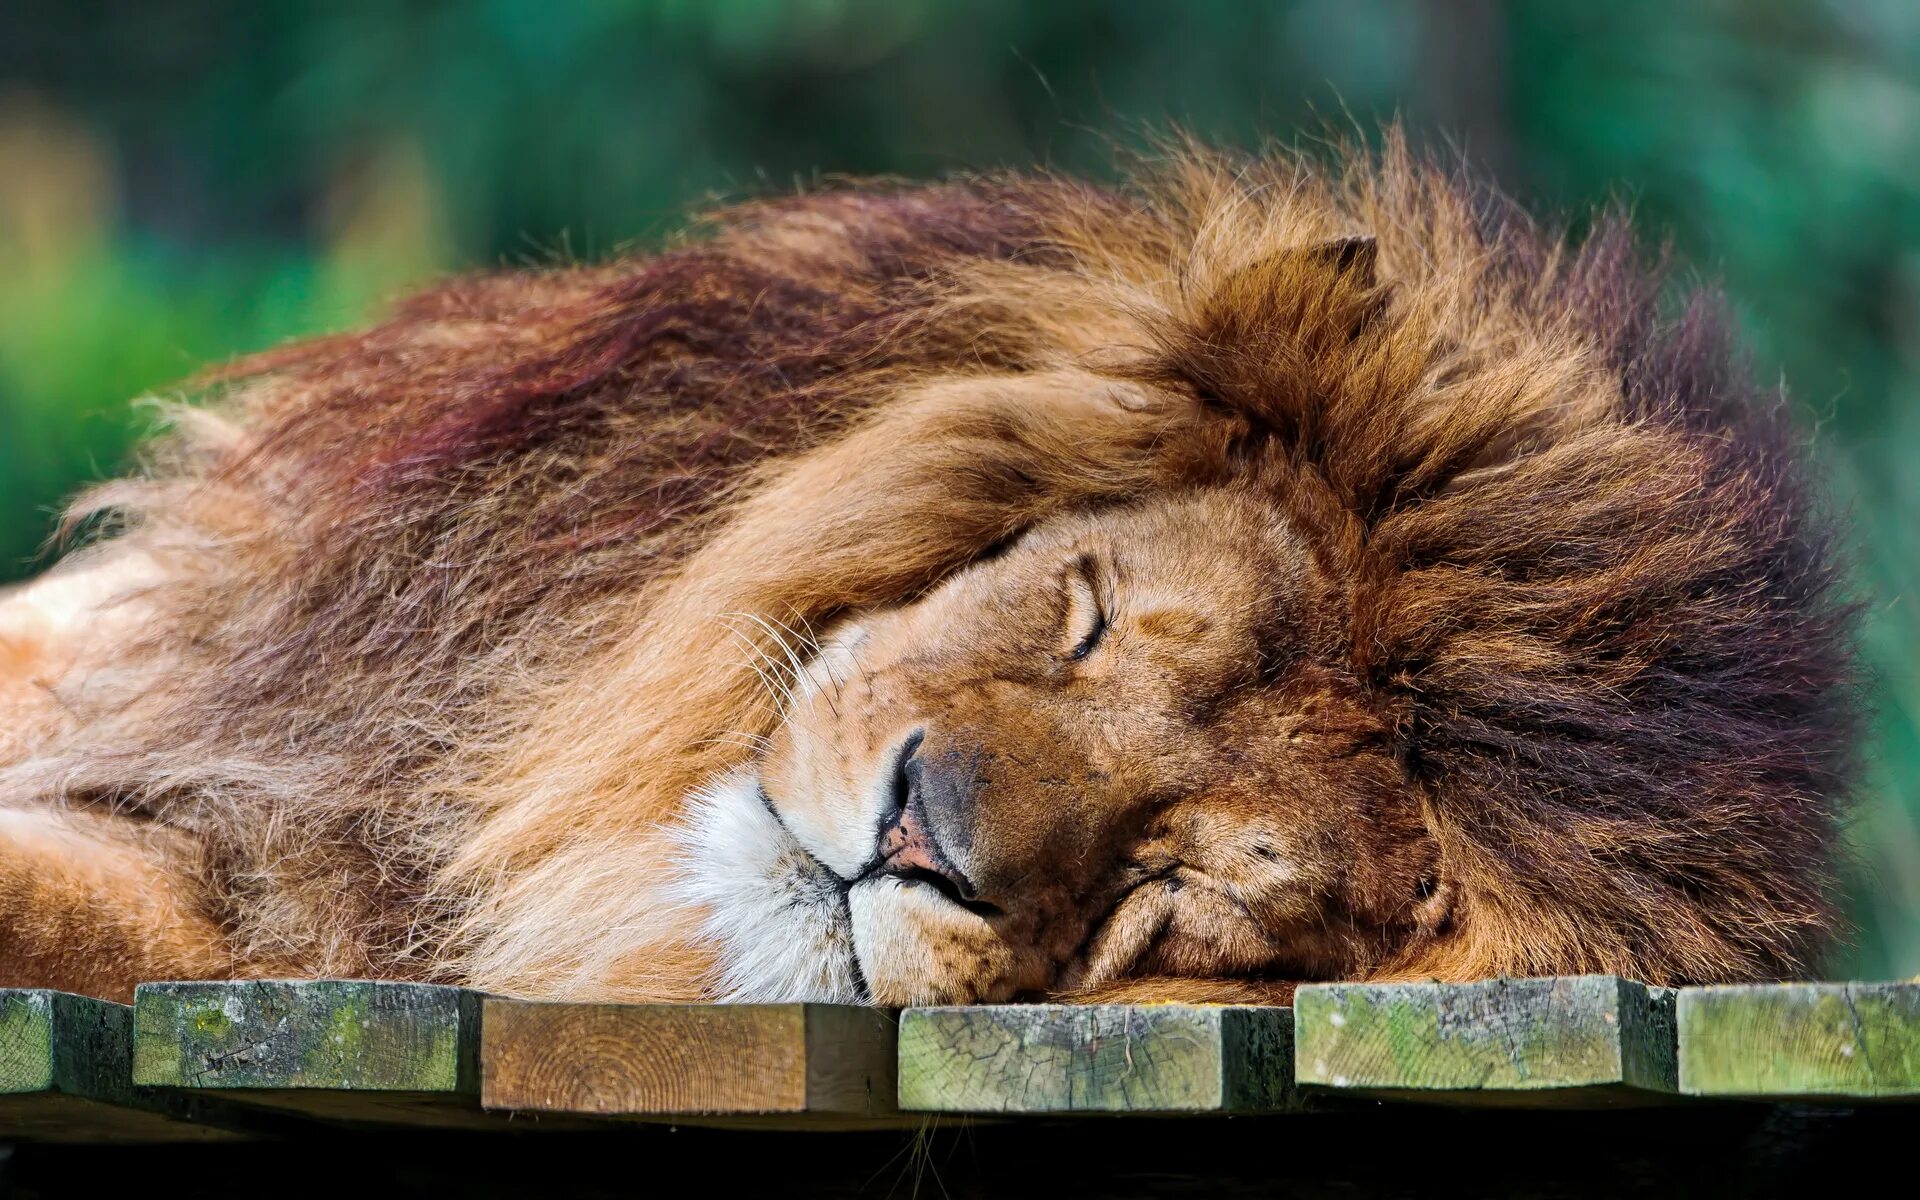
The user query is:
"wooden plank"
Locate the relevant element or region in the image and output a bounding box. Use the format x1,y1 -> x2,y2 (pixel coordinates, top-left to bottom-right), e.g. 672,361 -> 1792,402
1677,982 -> 1920,1101
0,989 -> 243,1142
480,1000 -> 899,1127
1294,976 -> 1676,1106
130,979 -> 505,1128
896,1004 -> 1294,1114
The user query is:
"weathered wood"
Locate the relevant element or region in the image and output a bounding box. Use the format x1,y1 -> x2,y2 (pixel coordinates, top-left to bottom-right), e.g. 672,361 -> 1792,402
131,979 -> 498,1127
1294,976 -> 1676,1106
897,1004 -> 1294,1114
480,1000 -> 899,1127
0,989 -> 242,1141
1677,982 -> 1920,1101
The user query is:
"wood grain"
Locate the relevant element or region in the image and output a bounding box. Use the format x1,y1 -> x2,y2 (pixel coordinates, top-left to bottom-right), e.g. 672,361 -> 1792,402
896,1004 -> 1295,1114
1677,982 -> 1920,1100
130,979 -> 494,1127
1294,976 -> 1676,1106
480,1000 -> 899,1125
0,989 -> 243,1141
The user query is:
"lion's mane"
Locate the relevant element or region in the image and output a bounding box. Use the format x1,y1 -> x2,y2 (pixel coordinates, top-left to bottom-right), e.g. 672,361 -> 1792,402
4,133 -> 1857,995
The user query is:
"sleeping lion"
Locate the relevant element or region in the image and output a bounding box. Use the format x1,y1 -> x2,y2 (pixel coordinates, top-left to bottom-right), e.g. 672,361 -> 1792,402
0,137 -> 1857,1006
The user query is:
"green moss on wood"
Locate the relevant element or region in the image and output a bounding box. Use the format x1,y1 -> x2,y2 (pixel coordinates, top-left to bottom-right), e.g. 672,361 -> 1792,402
0,992 -> 58,1094
1677,982 -> 1920,1099
1294,976 -> 1675,1104
132,980 -> 479,1094
0,989 -> 255,1142
897,1004 -> 1294,1114
0,990 -> 139,1102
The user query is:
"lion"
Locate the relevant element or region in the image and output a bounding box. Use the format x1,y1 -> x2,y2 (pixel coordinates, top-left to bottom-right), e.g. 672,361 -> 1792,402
0,135 -> 1858,1006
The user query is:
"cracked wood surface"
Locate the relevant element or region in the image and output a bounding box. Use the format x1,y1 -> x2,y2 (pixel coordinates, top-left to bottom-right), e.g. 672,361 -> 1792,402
0,989 -> 245,1141
129,980 -> 494,1127
1677,982 -> 1920,1100
896,1004 -> 1295,1113
1293,976 -> 1676,1106
8,975 -> 1918,1141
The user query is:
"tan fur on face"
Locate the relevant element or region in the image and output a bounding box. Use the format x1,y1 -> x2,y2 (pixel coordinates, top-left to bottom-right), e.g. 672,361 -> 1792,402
0,132 -> 1855,1002
755,487 -> 1437,1004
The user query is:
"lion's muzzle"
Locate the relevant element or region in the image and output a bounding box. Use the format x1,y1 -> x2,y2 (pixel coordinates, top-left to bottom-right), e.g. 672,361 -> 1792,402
866,728 -> 993,913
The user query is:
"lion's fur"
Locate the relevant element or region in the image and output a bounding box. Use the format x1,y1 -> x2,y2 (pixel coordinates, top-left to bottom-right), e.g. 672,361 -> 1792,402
0,133 -> 1856,1000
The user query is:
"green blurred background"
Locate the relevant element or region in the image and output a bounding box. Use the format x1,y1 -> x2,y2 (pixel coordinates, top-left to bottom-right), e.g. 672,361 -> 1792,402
1,0 -> 1916,977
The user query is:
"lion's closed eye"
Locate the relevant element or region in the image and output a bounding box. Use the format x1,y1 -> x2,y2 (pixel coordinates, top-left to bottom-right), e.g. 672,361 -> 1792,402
1061,555 -> 1108,661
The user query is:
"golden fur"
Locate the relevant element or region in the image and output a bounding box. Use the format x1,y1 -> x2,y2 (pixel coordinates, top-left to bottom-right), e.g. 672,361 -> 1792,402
0,134 -> 1855,1003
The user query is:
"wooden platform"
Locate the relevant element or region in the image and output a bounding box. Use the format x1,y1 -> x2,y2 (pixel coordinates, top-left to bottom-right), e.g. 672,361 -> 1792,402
0,990 -> 244,1143
1293,975 -> 1676,1105
0,975 -> 1914,1142
479,999 -> 899,1126
899,1004 -> 1294,1114
1677,981 -> 1920,1100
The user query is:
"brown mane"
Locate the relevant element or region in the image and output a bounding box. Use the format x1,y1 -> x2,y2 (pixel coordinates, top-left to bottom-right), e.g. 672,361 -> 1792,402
2,132 -> 1857,995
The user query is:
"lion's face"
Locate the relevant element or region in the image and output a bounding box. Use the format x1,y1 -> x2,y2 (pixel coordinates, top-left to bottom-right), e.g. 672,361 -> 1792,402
675,486 -> 1445,1004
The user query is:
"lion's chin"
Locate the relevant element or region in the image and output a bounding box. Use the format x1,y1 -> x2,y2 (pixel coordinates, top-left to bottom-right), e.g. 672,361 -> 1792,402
672,769 -> 1014,1005
848,876 -> 1018,1006
669,770 -> 862,1002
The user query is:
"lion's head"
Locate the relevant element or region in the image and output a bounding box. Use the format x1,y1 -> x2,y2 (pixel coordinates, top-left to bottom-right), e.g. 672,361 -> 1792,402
678,486 -> 1442,1004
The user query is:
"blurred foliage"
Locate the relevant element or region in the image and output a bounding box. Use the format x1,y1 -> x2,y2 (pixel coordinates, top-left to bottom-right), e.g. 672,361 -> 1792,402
2,0 -> 1918,977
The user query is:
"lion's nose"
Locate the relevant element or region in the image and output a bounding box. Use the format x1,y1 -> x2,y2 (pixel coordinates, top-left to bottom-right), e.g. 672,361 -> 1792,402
870,730 -> 983,904
875,804 -> 947,880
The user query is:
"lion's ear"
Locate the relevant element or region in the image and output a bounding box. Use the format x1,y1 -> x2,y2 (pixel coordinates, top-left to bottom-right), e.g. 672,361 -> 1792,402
1219,232 -> 1379,295
1175,229 -> 1389,413
1305,233 -> 1378,284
